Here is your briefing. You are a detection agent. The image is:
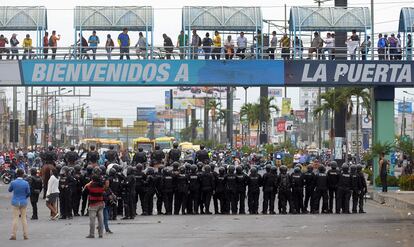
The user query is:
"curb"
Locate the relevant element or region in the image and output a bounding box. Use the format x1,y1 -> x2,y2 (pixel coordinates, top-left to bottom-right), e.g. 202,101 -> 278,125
370,192 -> 414,211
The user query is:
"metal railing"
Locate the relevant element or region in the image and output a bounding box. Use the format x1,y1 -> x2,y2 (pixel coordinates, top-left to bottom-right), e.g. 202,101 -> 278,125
0,45 -> 412,61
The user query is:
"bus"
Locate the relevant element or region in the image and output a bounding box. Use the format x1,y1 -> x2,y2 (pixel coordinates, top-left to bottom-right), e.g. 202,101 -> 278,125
155,136 -> 176,152
133,137 -> 155,152
79,138 -> 123,152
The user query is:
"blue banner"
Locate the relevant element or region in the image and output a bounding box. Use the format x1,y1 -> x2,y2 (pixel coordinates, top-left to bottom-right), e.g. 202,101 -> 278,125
20,60 -> 284,86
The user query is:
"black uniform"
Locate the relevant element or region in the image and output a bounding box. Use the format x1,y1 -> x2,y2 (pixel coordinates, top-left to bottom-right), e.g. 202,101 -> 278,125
195,149 -> 210,164
213,171 -> 226,214
262,170 -> 277,214
106,150 -> 120,164
247,172 -> 262,214
144,171 -> 156,215
174,171 -> 189,215
86,150 -> 100,165
59,172 -> 74,219
278,172 -> 291,214
235,170 -> 248,214
290,170 -> 304,214
327,168 -> 340,213
133,151 -> 147,165
27,175 -> 42,219
134,169 -> 147,215
160,171 -> 174,215
80,172 -> 92,216
337,168 -> 351,214
64,151 -> 79,166
122,173 -> 136,219
71,171 -> 82,216
357,167 -> 368,213
350,167 -> 361,213
155,168 -> 164,214
200,170 -> 215,214
225,171 -> 238,214
313,170 -> 329,213
168,148 -> 181,165
152,150 -> 165,165
108,173 -> 122,219
303,170 -> 315,212
188,171 -> 201,214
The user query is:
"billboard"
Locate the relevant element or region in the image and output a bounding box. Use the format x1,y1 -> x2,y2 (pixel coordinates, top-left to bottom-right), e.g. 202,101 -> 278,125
398,102 -> 412,113
282,98 -> 291,116
137,107 -> 157,122
92,118 -> 106,127
268,88 -> 283,97
107,118 -> 123,128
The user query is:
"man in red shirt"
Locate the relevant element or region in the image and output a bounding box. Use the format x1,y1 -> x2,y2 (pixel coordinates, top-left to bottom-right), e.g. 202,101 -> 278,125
0,34 -> 10,59
84,173 -> 105,238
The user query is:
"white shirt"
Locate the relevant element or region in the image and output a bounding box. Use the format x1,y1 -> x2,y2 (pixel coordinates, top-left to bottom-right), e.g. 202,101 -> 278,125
325,37 -> 334,48
46,175 -> 60,196
270,36 -> 277,48
237,36 -> 247,49
225,39 -> 234,48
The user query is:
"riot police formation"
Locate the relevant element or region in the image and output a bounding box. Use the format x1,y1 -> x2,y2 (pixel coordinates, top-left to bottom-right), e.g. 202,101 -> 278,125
25,146 -> 371,223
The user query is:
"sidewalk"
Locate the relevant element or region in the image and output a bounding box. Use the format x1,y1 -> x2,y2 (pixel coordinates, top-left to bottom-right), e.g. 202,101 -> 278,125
369,188 -> 414,211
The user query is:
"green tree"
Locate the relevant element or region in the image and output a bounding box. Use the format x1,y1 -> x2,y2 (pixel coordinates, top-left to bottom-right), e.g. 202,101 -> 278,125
208,100 -> 222,143
240,103 -> 259,146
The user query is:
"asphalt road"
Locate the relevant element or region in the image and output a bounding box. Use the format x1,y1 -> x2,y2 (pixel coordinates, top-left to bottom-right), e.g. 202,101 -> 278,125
0,183 -> 413,247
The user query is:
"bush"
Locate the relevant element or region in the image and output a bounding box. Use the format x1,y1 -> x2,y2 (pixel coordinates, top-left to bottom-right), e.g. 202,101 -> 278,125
399,175 -> 414,191
363,168 -> 373,185
375,175 -> 399,187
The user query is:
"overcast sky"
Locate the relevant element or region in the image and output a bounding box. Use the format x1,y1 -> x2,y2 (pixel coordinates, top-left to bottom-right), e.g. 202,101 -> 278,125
2,0 -> 414,124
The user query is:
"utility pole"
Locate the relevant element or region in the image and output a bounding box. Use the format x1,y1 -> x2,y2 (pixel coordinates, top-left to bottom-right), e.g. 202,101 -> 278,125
24,87 -> 28,149
12,86 -> 17,150
401,96 -> 406,137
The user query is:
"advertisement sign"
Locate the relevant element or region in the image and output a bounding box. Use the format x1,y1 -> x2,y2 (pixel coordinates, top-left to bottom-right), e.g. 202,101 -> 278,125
106,118 -> 123,128
21,60 -> 284,86
137,107 -> 157,122
294,110 -> 306,119
268,88 -> 283,97
0,61 -> 22,85
282,98 -> 291,116
92,118 -> 106,127
334,137 -> 343,160
165,90 -> 171,109
276,120 -> 286,132
285,121 -> 293,131
398,101 -> 412,113
361,116 -> 372,130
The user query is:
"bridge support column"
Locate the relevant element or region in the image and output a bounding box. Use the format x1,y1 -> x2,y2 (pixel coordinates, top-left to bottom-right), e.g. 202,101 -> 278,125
373,86 -> 395,186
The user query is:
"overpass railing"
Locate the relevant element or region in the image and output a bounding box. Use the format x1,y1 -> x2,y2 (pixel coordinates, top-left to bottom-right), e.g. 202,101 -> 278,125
0,45 -> 411,61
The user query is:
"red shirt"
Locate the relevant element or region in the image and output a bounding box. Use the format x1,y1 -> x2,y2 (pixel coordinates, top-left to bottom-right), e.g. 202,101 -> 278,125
85,181 -> 104,207
43,36 -> 49,47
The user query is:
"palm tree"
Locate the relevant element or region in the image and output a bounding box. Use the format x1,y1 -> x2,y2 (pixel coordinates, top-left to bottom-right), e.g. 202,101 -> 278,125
260,96 -> 280,122
341,87 -> 371,160
313,89 -> 347,150
240,103 -> 259,146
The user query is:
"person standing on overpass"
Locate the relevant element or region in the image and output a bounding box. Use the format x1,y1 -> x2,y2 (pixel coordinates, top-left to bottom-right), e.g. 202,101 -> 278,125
118,28 -> 130,60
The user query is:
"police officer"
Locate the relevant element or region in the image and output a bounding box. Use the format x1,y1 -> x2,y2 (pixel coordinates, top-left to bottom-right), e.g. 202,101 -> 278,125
161,168 -> 174,215
262,165 -> 277,214
27,167 -> 42,220
72,165 -> 82,216
133,147 -> 147,166
168,142 -> 181,165
350,164 -> 361,214
134,163 -> 147,215
195,144 -> 210,164
313,165 -> 329,214
278,165 -> 290,214
327,161 -> 340,213
108,167 -> 121,219
337,164 -> 351,214
155,165 -> 165,215
291,166 -> 304,214
235,165 -> 248,214
188,164 -> 201,214
200,165 -> 214,214
144,167 -> 156,215
64,146 -> 79,167
213,167 -> 226,214
247,167 -> 261,214
81,165 -> 93,216
85,145 -> 100,167
122,167 -> 136,219
59,166 -> 73,219
303,164 -> 315,213
174,166 -> 189,215
225,165 -> 238,214
106,145 -> 120,164
152,145 -> 165,167
357,164 -> 367,213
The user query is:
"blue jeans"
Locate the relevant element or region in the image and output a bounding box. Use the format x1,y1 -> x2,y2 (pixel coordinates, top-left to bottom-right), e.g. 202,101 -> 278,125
103,205 -> 110,232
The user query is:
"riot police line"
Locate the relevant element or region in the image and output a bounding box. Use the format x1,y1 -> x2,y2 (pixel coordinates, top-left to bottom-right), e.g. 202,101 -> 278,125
32,160 -> 367,221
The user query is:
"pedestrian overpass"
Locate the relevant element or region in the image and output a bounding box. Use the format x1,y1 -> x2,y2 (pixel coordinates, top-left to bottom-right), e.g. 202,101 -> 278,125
1,5 -> 414,185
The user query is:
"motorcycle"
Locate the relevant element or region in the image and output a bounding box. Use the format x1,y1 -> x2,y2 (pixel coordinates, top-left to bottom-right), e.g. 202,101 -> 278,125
0,165 -> 13,184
